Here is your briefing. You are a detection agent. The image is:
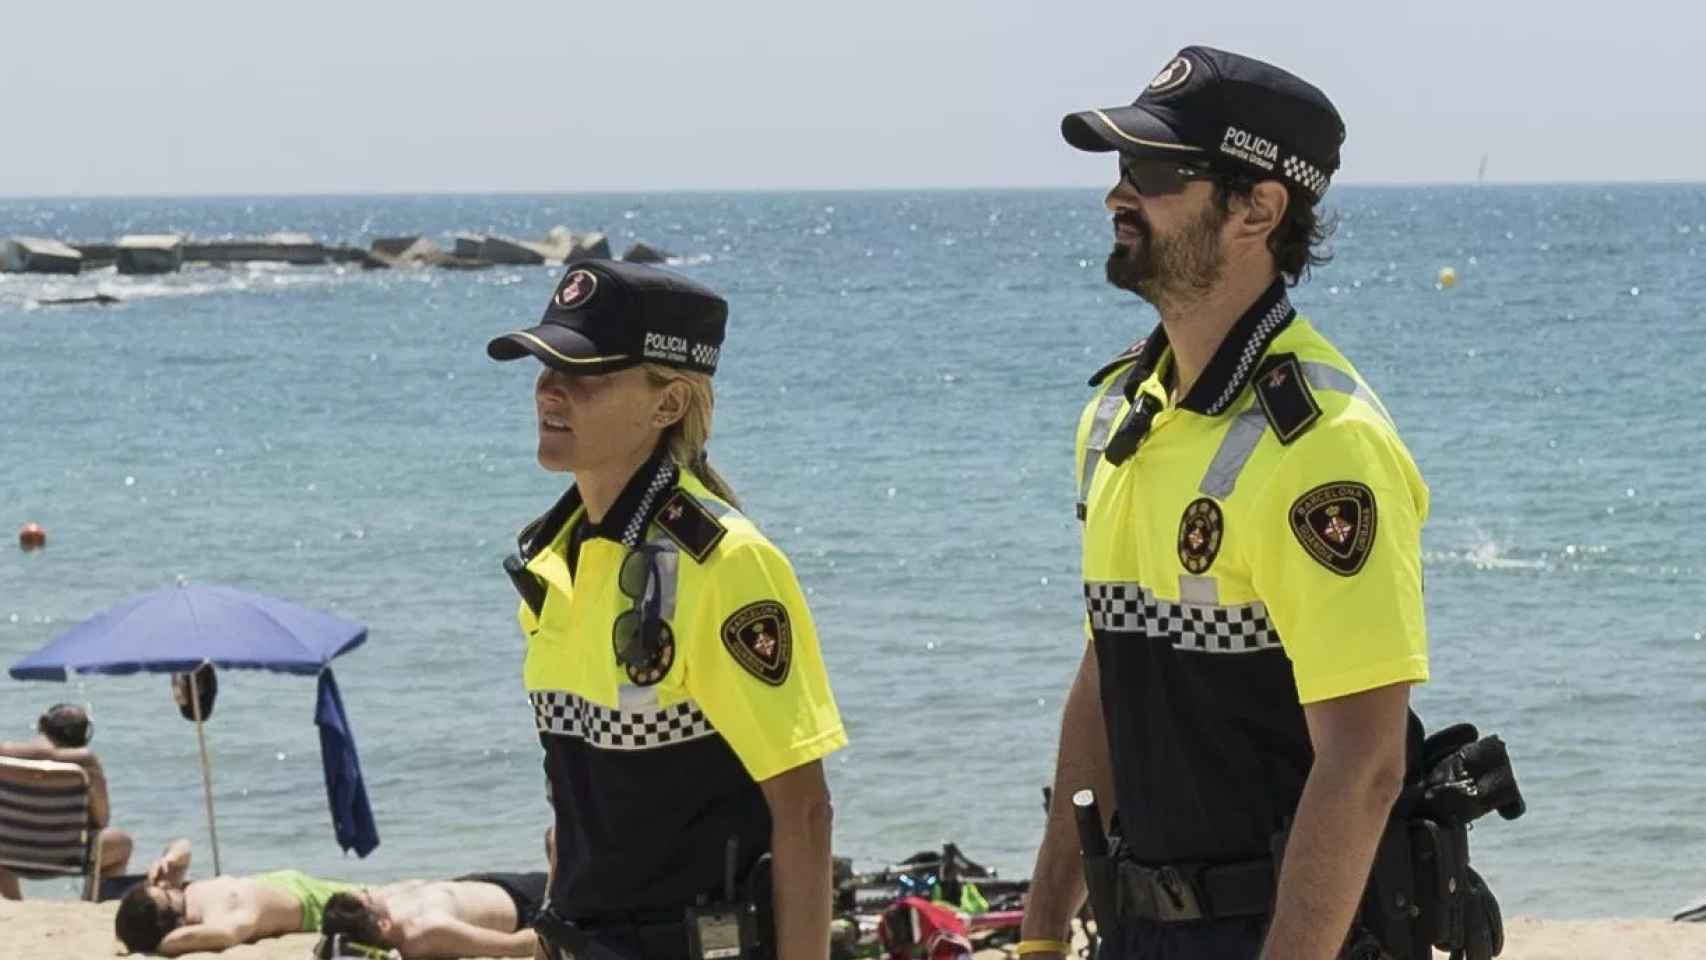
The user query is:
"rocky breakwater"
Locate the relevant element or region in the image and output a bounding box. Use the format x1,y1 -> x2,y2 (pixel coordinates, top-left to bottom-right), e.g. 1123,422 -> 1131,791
3,226 -> 678,275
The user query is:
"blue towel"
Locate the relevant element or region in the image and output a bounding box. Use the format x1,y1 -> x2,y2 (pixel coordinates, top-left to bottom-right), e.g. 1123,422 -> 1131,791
314,669 -> 379,857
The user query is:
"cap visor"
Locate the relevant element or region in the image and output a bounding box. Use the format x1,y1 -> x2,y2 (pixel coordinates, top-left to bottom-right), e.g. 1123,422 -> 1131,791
486,325 -> 631,373
1061,105 -> 1203,157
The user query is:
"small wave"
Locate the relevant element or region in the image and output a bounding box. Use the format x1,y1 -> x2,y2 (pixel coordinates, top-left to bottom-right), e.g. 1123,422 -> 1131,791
1426,538 -> 1695,580
666,253 -> 715,267
1425,536 -> 1551,571
157,353 -> 260,367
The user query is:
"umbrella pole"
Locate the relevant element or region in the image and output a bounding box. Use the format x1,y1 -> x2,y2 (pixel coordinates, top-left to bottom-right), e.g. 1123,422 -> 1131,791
189,666 -> 222,876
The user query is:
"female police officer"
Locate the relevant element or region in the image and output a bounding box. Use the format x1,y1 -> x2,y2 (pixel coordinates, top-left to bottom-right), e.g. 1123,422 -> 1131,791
487,259 -> 846,960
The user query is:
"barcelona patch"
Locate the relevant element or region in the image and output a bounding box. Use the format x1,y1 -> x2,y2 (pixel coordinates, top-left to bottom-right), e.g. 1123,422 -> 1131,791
721,601 -> 793,686
1289,482 -> 1377,576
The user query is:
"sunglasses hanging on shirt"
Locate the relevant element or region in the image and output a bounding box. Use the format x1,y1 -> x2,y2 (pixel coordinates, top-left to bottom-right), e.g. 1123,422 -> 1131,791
612,545 -> 675,686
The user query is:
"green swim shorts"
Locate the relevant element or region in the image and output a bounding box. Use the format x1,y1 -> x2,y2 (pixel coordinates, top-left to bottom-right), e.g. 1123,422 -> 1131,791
253,869 -> 358,932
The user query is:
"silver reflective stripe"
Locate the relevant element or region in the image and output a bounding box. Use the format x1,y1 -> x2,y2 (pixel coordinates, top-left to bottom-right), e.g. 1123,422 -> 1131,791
1301,362 -> 1394,427
1198,407 -> 1268,499
644,537 -> 681,619
1177,575 -> 1219,606
1078,386 -> 1128,512
696,496 -> 736,521
1196,362 -> 1392,498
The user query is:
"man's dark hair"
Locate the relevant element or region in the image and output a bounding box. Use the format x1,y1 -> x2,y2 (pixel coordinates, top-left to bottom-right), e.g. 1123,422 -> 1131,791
322,892 -> 386,946
1214,181 -> 1337,287
115,884 -> 182,953
38,703 -> 91,749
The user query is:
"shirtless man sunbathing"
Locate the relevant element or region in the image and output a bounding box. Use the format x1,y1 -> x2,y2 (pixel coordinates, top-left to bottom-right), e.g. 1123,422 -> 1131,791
113,839 -> 542,958
316,874 -> 544,959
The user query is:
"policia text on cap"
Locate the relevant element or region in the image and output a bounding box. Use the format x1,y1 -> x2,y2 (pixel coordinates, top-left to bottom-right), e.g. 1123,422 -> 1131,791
488,261 -> 848,960
1017,47 -> 1521,960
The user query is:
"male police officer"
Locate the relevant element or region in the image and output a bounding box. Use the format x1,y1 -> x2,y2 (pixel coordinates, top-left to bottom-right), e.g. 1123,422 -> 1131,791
1017,48 -> 1430,960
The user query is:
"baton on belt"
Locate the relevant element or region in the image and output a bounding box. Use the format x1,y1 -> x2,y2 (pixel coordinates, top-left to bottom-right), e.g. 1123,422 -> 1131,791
1072,789 -> 1119,934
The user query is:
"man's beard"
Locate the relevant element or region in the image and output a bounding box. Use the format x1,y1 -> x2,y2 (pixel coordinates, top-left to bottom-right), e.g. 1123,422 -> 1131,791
1105,203 -> 1226,307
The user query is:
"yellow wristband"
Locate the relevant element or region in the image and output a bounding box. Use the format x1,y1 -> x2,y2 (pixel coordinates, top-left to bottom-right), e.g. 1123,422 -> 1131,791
1016,940 -> 1072,956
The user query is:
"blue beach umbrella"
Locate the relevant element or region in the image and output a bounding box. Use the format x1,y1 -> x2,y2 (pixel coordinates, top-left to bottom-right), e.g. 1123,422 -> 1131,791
8,582 -> 378,872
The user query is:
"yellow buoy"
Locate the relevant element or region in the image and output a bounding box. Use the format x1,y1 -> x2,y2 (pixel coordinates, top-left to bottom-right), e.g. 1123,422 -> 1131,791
1437,266 -> 1458,289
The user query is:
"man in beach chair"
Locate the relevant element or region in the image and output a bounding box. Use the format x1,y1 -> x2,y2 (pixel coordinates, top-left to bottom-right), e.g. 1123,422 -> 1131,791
314,873 -> 545,959
0,703 -> 133,899
113,838 -> 357,955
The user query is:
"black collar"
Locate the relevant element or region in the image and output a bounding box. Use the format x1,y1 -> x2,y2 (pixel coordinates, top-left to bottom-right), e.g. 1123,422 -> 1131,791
517,451 -> 679,559
1123,279 -> 1296,416
582,452 -> 679,547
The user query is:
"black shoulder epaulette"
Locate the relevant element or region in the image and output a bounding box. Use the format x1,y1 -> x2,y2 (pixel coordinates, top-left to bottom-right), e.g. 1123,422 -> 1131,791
1088,337 -> 1148,387
1252,353 -> 1321,445
654,489 -> 728,563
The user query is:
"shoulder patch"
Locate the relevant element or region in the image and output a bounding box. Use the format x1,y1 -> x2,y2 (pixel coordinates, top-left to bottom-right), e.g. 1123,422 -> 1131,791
654,490 -> 727,563
1289,481 -> 1377,576
1088,337 -> 1148,387
721,601 -> 793,686
1253,353 -> 1320,445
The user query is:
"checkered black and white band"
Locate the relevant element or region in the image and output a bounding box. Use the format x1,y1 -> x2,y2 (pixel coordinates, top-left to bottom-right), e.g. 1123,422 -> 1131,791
1084,581 -> 1281,654
1281,155 -> 1329,198
530,690 -> 717,750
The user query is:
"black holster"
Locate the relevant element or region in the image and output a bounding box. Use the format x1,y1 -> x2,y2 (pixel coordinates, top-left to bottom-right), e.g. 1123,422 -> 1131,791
1272,716 -> 1523,960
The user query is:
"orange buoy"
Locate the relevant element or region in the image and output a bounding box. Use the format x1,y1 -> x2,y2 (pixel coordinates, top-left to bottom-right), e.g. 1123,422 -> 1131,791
18,523 -> 46,551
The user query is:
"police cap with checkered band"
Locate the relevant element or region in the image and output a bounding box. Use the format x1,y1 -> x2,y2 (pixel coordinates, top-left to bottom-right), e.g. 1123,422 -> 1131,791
487,259 -> 727,376
1061,45 -> 1345,203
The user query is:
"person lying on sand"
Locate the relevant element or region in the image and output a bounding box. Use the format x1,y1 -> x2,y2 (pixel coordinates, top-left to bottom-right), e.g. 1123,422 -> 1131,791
114,839 -> 356,955
114,839 -> 544,958
315,872 -> 544,959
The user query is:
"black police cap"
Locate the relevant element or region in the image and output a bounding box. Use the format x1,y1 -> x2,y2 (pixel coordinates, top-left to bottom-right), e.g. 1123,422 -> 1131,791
487,259 -> 727,376
1061,46 -> 1346,203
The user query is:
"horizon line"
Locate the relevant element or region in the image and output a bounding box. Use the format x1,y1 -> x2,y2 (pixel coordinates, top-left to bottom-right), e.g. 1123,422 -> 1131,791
3,178 -> 1705,202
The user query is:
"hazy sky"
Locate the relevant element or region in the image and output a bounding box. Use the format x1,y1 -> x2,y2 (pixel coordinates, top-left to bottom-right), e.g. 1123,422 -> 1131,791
4,1 -> 1698,196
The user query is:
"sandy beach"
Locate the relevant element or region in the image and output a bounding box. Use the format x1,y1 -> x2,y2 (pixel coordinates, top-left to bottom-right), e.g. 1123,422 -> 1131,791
3,899 -> 1702,960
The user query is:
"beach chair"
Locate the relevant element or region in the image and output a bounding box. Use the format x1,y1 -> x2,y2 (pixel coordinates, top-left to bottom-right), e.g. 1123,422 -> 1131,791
0,755 -> 108,900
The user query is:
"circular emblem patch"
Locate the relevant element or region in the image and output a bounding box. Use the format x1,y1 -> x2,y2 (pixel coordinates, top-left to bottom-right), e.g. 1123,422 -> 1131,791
721,601 -> 793,686
552,269 -> 598,310
1289,482 -> 1378,577
622,620 -> 675,687
1147,56 -> 1193,94
1177,497 -> 1223,574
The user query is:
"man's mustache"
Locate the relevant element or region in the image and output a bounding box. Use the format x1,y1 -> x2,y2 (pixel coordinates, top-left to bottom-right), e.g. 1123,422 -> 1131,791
1113,212 -> 1148,240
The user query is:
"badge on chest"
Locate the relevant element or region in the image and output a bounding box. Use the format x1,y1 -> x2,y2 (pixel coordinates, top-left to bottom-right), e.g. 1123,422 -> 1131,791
1176,497 -> 1224,574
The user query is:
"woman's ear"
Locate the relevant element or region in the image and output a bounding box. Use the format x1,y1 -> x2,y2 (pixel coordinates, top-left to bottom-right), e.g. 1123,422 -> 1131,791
653,378 -> 689,430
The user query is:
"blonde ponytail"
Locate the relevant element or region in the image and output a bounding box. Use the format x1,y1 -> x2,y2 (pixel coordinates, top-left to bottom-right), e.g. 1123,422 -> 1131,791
643,364 -> 741,509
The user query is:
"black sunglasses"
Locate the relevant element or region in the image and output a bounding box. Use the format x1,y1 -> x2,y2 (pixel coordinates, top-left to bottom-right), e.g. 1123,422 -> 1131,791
612,546 -> 674,682
1118,155 -> 1227,197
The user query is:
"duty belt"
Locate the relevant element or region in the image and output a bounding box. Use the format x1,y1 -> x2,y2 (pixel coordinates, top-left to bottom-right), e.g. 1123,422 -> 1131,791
1115,859 -> 1274,923
535,906 -> 697,960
